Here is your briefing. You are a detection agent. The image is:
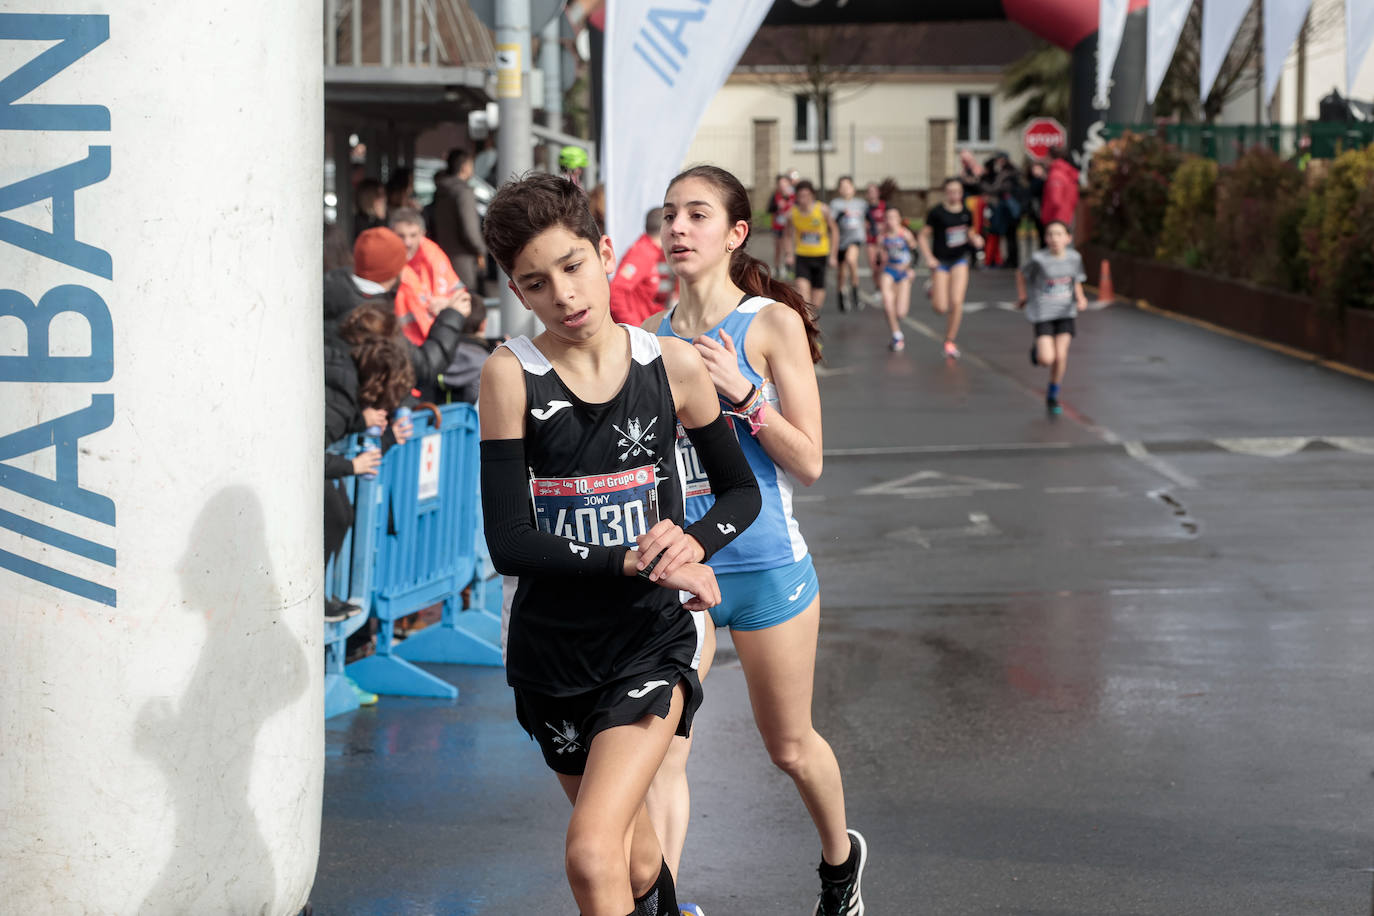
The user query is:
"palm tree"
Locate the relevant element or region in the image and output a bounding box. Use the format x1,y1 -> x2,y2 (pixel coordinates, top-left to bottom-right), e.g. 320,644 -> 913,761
1000,43 -> 1071,130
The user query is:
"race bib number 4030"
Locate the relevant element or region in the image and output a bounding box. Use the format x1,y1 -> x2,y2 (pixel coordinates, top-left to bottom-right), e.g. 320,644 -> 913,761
531,465 -> 660,547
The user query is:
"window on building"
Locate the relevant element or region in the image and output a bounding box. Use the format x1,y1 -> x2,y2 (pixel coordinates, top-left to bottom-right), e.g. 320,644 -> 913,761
794,92 -> 832,149
957,93 -> 993,145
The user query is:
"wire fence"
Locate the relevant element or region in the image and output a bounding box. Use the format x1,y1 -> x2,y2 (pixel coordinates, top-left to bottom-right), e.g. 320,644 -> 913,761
1103,122 -> 1374,166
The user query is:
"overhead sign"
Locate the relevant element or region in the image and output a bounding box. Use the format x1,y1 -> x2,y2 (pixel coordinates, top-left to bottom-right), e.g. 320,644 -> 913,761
1022,117 -> 1067,159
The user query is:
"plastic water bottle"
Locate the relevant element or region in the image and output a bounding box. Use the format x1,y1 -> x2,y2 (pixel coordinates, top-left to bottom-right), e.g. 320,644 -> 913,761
361,425 -> 383,478
393,405 -> 411,433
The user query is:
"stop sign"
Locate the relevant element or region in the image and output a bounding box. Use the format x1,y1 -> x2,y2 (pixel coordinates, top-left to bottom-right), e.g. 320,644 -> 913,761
1023,117 -> 1067,159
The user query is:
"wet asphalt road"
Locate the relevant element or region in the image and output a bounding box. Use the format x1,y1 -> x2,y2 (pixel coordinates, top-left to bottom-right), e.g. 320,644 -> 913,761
314,266 -> 1374,915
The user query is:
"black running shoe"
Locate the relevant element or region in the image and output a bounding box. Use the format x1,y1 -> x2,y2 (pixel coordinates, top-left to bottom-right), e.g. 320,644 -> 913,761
812,829 -> 866,916
325,599 -> 363,623
1046,396 -> 1062,415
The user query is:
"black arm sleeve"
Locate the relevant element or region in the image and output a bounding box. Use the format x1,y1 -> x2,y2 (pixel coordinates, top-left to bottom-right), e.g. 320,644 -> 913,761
681,414 -> 761,561
480,438 -> 629,578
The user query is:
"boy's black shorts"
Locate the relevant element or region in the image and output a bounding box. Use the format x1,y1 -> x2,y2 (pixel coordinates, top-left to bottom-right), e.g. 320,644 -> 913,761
514,666 -> 703,776
794,255 -> 828,288
1033,317 -> 1077,338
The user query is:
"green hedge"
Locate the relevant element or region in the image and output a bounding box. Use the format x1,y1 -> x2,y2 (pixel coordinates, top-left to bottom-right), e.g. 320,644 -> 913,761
1087,133 -> 1374,310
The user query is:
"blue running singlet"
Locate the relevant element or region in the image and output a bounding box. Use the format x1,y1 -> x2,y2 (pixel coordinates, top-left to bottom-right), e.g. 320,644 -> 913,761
657,297 -> 809,574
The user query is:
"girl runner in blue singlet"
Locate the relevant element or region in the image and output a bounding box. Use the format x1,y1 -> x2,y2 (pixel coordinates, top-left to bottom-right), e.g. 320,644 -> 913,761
876,207 -> 919,352
644,165 -> 867,916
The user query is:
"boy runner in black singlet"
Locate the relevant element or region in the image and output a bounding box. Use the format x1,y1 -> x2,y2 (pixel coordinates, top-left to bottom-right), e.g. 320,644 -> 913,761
478,173 -> 761,916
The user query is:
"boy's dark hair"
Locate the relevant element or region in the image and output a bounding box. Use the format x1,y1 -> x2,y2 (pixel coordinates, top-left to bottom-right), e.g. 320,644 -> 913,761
462,295 -> 487,336
794,179 -> 816,196
1045,219 -> 1071,234
482,172 -> 602,277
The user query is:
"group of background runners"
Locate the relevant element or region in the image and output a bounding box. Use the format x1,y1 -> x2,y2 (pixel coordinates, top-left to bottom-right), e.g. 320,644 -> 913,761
766,166 -> 1088,409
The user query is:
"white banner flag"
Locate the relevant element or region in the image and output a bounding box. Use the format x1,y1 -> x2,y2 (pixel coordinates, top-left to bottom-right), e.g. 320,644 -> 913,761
604,0 -> 774,258
1200,0 -> 1251,103
1146,0 -> 1192,103
1349,0 -> 1374,96
1263,0 -> 1314,103
1096,0 -> 1130,108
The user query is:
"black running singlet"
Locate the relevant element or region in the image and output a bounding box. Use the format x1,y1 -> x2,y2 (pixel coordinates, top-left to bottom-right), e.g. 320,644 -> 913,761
500,327 -> 702,696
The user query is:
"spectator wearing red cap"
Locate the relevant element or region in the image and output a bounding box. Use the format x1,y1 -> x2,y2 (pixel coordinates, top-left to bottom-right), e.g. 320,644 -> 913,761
325,227 -> 466,407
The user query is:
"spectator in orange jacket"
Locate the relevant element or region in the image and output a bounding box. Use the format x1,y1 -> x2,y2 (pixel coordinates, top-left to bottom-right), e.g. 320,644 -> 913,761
609,207 -> 676,326
389,208 -> 471,346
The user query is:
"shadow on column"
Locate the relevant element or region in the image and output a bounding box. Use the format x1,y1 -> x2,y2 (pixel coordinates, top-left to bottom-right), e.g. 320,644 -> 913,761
137,486 -> 310,914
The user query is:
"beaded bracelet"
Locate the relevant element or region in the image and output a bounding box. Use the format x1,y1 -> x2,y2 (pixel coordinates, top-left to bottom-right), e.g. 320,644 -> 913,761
723,379 -> 769,436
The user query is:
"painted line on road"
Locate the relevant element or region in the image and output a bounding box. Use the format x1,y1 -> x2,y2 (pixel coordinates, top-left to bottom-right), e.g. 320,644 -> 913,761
826,436 -> 1374,460
826,441 -> 1082,457
1123,440 -> 1199,490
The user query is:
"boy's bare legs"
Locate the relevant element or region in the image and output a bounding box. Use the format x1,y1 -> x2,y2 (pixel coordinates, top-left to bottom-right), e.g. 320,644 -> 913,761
1053,333 -> 1072,384
557,684 -> 686,916
1035,334 -> 1057,371
647,623 -> 716,879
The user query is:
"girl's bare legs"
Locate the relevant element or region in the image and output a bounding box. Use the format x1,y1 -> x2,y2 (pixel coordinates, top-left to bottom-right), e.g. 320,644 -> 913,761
945,262 -> 970,345
930,269 -> 951,326
895,274 -> 914,322
732,599 -> 851,865
880,272 -> 900,338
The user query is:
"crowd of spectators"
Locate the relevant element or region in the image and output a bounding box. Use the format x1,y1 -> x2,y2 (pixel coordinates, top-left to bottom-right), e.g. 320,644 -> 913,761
957,146 -> 1081,267
324,147 -> 497,625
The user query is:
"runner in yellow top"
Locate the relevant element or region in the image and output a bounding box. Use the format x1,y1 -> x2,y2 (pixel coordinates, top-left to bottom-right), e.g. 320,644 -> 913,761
784,180 -> 839,312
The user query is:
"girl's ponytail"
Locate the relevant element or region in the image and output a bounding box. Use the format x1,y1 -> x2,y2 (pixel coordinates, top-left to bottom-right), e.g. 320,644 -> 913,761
729,249 -> 822,364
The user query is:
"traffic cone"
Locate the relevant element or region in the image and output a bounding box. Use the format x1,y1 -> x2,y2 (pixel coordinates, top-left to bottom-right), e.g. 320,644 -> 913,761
1097,258 -> 1115,306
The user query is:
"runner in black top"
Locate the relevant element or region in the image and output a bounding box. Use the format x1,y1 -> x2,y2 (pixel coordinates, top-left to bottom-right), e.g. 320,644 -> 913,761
917,177 -> 984,360
479,173 -> 760,916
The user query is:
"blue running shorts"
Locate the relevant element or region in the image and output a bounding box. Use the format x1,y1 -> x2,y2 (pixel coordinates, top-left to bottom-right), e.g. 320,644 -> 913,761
709,554 -> 820,631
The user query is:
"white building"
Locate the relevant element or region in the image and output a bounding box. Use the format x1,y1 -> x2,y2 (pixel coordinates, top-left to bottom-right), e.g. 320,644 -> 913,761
681,21 -> 1041,201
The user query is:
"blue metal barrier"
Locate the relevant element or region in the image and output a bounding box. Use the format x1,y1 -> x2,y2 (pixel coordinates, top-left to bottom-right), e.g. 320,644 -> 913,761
323,438 -> 381,719
347,402 -> 503,699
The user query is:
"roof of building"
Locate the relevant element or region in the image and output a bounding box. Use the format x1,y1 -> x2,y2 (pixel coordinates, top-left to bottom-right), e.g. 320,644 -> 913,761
736,22 -> 1042,72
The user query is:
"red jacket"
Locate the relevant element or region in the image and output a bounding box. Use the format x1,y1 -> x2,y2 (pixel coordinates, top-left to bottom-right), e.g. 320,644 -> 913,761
1042,159 -> 1081,226
609,234 -> 675,326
